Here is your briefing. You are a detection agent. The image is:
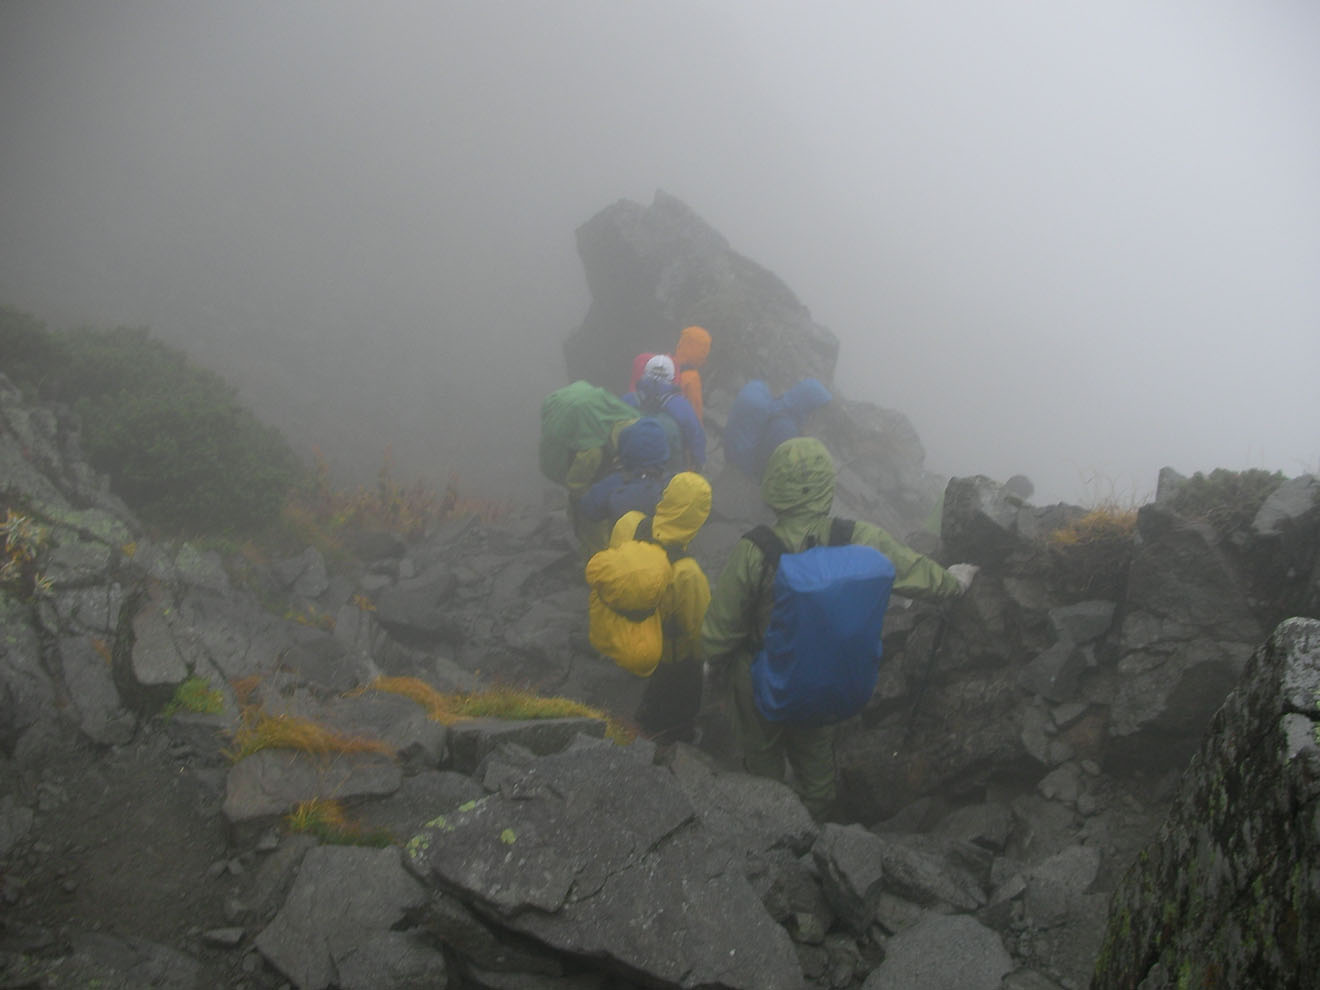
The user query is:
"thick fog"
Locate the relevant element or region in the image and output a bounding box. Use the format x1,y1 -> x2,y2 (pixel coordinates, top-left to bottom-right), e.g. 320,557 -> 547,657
2,1 -> 1317,507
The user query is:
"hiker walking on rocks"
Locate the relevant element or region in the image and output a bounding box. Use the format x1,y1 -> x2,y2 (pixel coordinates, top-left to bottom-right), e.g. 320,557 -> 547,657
605,471 -> 713,743
701,437 -> 977,820
724,378 -> 833,479
576,418 -> 672,536
622,355 -> 706,473
626,324 -> 712,423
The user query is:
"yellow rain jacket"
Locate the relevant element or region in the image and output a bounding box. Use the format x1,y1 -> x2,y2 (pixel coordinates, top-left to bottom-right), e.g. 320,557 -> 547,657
587,473 -> 712,676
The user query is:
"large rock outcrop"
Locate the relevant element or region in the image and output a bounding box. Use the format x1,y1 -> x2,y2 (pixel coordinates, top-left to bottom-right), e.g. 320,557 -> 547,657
566,189 -> 839,393
1092,618 -> 1320,989
564,189 -> 943,537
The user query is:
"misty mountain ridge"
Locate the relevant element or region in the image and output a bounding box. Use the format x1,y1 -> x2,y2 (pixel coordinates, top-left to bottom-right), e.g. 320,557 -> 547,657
3,192 -> 1320,988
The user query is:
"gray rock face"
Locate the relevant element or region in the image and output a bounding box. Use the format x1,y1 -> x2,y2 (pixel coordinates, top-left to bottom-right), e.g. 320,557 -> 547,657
255,845 -> 435,990
1109,504 -> 1263,768
1094,618 -> 1320,989
1253,473 -> 1320,535
566,190 -> 839,393
222,750 -> 402,834
406,739 -> 803,990
863,914 -> 1012,990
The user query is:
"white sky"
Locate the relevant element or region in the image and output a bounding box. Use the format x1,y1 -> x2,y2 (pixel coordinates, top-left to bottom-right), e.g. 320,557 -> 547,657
1,1 -> 1316,505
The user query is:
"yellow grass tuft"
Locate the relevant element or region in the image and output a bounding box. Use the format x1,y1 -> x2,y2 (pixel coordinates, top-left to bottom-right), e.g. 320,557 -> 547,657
226,709 -> 396,762
366,677 -> 637,745
1048,504 -> 1138,548
285,798 -> 393,847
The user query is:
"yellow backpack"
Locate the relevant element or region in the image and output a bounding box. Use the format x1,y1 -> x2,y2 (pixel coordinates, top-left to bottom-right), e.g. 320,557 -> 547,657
585,538 -> 673,676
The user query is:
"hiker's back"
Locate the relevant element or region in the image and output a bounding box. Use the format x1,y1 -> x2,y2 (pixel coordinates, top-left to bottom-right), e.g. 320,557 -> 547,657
745,516 -> 895,726
539,381 -> 639,490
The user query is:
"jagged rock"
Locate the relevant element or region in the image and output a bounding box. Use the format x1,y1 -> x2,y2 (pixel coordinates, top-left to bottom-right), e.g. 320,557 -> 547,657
811,824 -> 888,933
931,801 -> 1015,853
870,832 -> 987,911
406,739 -> 803,990
315,691 -> 447,769
329,930 -> 450,990
355,770 -> 486,842
50,581 -> 124,636
941,475 -> 1039,566
272,546 -> 330,599
1094,618 -> 1320,989
172,543 -> 229,594
1022,844 -> 1101,929
1002,967 -> 1066,989
1047,600 -> 1116,645
1018,640 -> 1086,703
255,845 -> 436,990
1252,473 -> 1319,535
0,593 -> 58,754
756,850 -> 835,944
44,536 -> 113,589
1036,763 -> 1083,806
0,794 -> 34,857
1108,503 -> 1263,769
372,563 -> 462,643
175,588 -> 318,682
566,190 -> 838,392
277,635 -> 379,697
222,750 -> 402,836
447,718 -> 607,775
665,744 -> 819,859
113,585 -> 195,714
57,634 -> 135,745
862,914 -> 1012,989
425,888 -> 570,977
25,931 -> 205,990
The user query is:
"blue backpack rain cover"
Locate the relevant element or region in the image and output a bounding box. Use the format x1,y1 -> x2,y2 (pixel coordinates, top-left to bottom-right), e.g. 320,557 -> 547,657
747,520 -> 896,725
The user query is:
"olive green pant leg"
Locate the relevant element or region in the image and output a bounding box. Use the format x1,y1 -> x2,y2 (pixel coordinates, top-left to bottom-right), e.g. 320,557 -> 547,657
731,660 -> 837,818
783,724 -> 837,820
731,659 -> 786,782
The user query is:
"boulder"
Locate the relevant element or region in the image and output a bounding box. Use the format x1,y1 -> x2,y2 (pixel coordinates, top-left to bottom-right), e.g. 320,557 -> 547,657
862,914 -> 1012,990
255,845 -> 436,990
406,739 -> 803,990
1108,504 -> 1263,769
1093,618 -> 1320,989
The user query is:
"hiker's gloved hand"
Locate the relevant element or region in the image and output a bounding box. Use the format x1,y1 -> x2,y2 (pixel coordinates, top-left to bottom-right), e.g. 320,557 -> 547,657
947,563 -> 979,595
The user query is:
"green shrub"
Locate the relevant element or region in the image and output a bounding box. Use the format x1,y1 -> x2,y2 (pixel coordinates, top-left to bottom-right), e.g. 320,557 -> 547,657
1,309 -> 305,536
1168,468 -> 1286,540
0,306 -> 64,395
162,676 -> 225,717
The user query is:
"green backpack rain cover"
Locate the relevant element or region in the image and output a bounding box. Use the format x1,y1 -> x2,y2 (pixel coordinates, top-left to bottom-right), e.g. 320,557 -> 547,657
539,381 -> 640,485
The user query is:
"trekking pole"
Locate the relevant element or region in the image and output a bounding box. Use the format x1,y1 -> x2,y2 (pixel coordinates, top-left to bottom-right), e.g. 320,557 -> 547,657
899,605 -> 949,750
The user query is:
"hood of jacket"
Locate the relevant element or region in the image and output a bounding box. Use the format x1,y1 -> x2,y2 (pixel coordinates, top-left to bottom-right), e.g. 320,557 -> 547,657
779,378 -> 832,420
761,436 -> 835,517
617,417 -> 670,470
652,471 -> 712,546
675,326 -> 711,370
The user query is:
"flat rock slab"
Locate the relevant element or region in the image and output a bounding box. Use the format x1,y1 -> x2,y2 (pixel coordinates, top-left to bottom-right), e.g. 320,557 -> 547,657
407,739 -> 803,990
222,749 -> 401,830
863,914 -> 1012,990
255,845 -> 436,990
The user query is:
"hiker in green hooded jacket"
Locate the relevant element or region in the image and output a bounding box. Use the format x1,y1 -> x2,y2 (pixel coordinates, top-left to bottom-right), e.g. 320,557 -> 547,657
701,436 -> 978,820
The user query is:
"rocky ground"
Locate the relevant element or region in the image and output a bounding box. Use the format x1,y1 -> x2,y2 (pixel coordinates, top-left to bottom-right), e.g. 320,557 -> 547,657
2,718 -> 279,988
0,690 -> 1179,990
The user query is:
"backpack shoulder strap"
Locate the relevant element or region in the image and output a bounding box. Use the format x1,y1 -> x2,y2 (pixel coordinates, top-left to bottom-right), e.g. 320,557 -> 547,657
743,524 -> 787,570
828,517 -> 857,546
636,514 -> 687,564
